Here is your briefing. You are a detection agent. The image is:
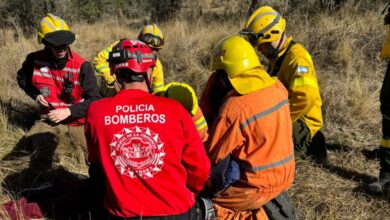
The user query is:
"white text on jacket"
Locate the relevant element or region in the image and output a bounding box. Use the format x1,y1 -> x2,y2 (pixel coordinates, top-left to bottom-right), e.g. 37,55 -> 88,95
105,104 -> 166,125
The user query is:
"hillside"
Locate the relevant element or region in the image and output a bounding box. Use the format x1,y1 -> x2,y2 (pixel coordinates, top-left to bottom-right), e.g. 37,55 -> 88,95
0,0 -> 390,219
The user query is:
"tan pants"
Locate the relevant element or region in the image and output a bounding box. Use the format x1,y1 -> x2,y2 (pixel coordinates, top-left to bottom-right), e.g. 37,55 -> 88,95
26,120 -> 88,175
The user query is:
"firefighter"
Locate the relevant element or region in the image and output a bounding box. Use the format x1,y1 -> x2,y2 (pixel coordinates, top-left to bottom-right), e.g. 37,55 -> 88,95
93,24 -> 165,97
240,6 -> 327,162
16,13 -> 100,178
366,3 -> 390,196
85,39 -> 210,219
155,82 -> 208,141
200,35 -> 295,219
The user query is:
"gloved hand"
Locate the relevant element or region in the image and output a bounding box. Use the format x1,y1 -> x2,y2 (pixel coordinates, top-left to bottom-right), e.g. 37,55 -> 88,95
224,159 -> 240,186
102,71 -> 116,85
210,154 -> 240,196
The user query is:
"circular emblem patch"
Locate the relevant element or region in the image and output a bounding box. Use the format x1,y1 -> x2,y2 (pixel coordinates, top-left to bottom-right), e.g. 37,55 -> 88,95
110,126 -> 165,179
40,87 -> 50,97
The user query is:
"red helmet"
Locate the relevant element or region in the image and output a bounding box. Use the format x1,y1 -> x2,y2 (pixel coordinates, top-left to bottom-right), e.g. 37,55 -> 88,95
107,39 -> 156,74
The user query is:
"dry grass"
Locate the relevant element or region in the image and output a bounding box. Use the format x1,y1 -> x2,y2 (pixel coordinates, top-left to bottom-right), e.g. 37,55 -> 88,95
1,0 -> 390,219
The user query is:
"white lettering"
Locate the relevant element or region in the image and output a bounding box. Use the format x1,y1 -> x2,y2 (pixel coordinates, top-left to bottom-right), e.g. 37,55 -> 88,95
112,115 -> 119,124
105,116 -> 111,125
104,113 -> 166,125
144,114 -> 151,123
115,104 -> 156,113
151,114 -> 159,123
137,114 -> 143,122
129,114 -> 136,123
120,115 -> 128,124
159,114 -> 166,123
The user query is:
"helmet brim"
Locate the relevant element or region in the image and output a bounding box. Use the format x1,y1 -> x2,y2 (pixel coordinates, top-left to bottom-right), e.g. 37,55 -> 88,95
43,30 -> 75,46
228,68 -> 276,95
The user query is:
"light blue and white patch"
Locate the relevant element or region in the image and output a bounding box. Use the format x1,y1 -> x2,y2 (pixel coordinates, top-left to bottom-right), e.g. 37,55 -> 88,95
296,66 -> 309,74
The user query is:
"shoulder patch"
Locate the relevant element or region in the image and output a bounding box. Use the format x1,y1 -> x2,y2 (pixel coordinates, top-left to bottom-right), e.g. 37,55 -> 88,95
296,66 -> 309,74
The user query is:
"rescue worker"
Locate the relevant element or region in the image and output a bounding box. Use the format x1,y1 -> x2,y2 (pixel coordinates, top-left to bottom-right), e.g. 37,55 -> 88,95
201,35 -> 295,219
366,3 -> 390,196
155,82 -> 208,141
16,13 -> 100,178
240,6 -> 327,161
93,23 -> 165,97
85,39 -> 210,219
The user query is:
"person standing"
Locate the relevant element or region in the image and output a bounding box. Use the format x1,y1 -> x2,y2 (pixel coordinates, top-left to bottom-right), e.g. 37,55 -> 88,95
366,3 -> 390,196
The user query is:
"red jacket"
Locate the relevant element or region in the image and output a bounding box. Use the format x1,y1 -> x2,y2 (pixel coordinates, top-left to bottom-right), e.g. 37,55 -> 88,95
85,89 -> 210,218
17,49 -> 101,126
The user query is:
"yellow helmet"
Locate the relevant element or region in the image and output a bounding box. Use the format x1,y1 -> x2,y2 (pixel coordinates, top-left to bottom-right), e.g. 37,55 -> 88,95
138,24 -> 164,49
156,82 -> 198,116
211,36 -> 271,95
240,6 -> 286,46
37,13 -> 75,46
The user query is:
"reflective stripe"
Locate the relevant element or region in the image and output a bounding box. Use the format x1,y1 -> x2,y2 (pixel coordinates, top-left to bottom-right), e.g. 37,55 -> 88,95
33,71 -> 80,85
42,18 -> 57,31
101,48 -> 110,55
50,98 -> 84,107
147,25 -> 153,34
50,102 -> 72,107
63,67 -> 80,73
247,12 -> 279,33
152,82 -> 164,89
239,153 -> 294,173
247,12 -> 280,38
240,99 -> 289,130
33,71 -> 52,79
290,77 -> 318,89
380,138 -> 390,148
96,65 -> 110,73
383,114 -> 390,121
195,116 -> 207,131
33,61 -> 81,74
59,18 -> 65,30
34,60 -> 50,66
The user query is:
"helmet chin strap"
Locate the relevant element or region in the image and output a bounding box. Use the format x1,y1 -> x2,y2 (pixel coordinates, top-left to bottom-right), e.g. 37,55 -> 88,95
143,73 -> 153,93
269,32 -> 285,60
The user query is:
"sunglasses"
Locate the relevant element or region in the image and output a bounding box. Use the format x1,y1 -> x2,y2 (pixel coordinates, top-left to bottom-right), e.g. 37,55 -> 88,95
139,34 -> 164,48
239,30 -> 264,46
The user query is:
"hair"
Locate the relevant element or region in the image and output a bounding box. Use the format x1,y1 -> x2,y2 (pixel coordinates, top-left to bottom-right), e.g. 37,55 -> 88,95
115,69 -> 146,84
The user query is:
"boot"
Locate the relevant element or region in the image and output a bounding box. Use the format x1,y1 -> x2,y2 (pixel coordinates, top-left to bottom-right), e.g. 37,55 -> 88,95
307,131 -> 328,164
365,178 -> 390,197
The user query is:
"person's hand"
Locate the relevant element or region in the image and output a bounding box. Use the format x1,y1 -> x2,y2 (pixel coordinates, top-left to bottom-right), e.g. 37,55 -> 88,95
35,95 -> 49,107
47,108 -> 71,123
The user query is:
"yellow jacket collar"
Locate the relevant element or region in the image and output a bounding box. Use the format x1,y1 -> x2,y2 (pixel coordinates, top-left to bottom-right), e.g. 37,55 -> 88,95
276,36 -> 293,59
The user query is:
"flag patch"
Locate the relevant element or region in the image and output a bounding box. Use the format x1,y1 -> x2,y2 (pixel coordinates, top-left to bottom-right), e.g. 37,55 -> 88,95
296,66 -> 309,74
